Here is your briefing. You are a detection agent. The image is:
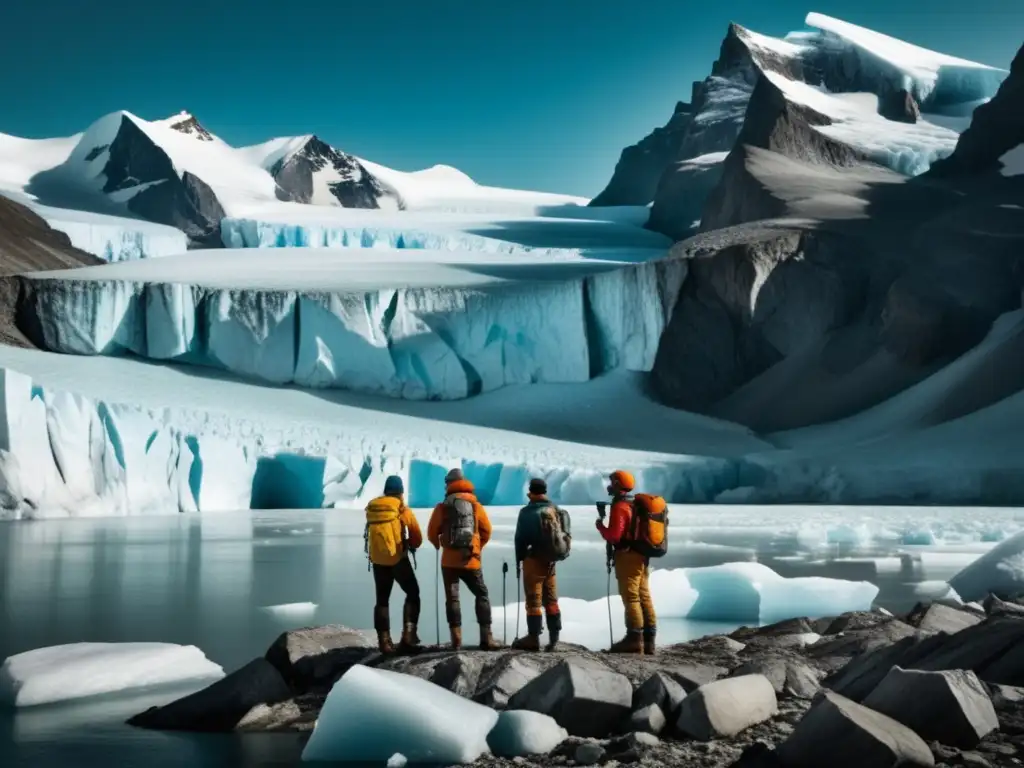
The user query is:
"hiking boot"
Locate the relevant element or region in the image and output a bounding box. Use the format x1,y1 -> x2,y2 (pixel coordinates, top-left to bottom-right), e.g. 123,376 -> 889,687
545,614 -> 562,652
479,625 -> 504,651
398,623 -> 422,653
449,626 -> 462,651
643,631 -> 656,656
377,630 -> 395,655
608,632 -> 644,654
511,633 -> 541,651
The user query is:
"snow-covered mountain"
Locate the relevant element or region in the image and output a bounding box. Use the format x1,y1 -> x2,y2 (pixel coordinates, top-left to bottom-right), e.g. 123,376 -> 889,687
0,110 -> 587,249
592,13 -> 1008,241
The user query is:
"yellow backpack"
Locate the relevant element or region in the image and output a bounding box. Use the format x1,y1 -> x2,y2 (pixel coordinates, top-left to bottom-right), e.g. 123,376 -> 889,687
364,498 -> 404,564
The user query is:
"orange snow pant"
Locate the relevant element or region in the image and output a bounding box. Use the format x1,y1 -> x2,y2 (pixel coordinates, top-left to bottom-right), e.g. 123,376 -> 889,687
522,556 -> 560,617
615,549 -> 656,633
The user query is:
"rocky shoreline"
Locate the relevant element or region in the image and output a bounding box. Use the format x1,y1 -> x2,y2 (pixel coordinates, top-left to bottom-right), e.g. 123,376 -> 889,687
129,595 -> 1024,767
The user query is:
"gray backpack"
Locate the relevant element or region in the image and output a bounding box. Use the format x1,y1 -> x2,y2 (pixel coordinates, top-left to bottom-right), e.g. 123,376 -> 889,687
538,505 -> 572,561
442,496 -> 476,549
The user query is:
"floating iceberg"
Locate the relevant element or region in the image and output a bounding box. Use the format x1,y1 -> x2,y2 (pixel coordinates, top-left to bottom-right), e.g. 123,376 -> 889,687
302,665 -> 498,763
0,642 -> 224,708
493,562 -> 878,647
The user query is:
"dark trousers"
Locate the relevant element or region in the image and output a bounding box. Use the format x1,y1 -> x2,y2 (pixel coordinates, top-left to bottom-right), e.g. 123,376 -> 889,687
442,567 -> 492,628
372,557 -> 420,631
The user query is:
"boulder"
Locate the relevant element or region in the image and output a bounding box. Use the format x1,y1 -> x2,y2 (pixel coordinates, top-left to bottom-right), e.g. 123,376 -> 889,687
634,671 -> 687,715
731,618 -> 814,639
912,618 -> 1024,683
905,603 -> 984,634
820,611 -> 895,636
630,703 -> 667,734
487,709 -> 567,757
235,698 -> 317,732
575,742 -> 606,766
731,658 -> 820,699
264,624 -> 373,693
863,667 -> 998,749
507,658 -> 632,738
776,690 -> 934,768
429,653 -> 485,698
808,621 -> 919,662
128,658 -> 291,732
987,682 -> 1024,709
473,655 -> 547,709
676,674 -> 778,741
665,663 -> 728,691
983,594 -> 1024,618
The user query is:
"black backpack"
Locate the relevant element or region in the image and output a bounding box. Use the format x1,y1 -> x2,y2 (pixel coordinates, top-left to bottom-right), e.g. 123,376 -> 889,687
442,495 -> 476,550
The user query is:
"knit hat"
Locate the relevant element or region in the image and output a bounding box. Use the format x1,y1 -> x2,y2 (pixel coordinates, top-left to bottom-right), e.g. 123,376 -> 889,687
609,470 -> 635,492
383,475 -> 404,495
528,478 -> 548,496
444,467 -> 465,486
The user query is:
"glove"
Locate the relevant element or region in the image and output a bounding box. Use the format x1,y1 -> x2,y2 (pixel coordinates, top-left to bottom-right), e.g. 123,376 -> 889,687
595,519 -> 604,532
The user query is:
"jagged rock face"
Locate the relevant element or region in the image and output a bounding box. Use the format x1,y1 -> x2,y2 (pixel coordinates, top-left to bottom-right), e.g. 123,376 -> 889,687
165,113 -> 214,142
700,74 -> 864,232
101,116 -> 225,246
647,156 -> 725,240
588,103 -> 694,207
271,136 -> 389,208
590,23 -> 775,210
650,228 -> 869,412
931,43 -> 1024,177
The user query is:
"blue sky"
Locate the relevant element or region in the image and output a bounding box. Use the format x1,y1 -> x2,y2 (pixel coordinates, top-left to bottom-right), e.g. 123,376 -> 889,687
1,0 -> 1020,196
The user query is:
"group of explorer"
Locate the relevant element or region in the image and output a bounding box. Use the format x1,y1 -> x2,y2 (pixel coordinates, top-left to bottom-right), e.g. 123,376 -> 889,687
363,467 -> 668,656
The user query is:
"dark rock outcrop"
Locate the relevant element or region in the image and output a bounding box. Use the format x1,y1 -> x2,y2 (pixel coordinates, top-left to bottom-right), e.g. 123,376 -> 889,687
101,115 -> 225,247
264,624 -> 374,694
0,194 -> 103,348
127,658 -> 291,732
775,690 -> 935,768
507,658 -> 633,738
930,43 -> 1024,177
862,667 -> 998,748
164,112 -> 214,141
269,136 -> 395,209
878,89 -> 921,124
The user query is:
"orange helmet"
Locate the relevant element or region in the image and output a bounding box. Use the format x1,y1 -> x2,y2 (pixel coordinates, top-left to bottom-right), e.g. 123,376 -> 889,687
609,470 -> 635,492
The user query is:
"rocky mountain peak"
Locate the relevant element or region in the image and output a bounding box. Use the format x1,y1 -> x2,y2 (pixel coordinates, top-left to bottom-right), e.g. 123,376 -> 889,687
164,111 -> 214,142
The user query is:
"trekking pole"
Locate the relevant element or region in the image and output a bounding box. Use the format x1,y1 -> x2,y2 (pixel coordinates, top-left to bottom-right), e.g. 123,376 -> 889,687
502,562 -> 509,646
435,548 -> 441,646
606,546 -> 614,649
515,563 -> 521,641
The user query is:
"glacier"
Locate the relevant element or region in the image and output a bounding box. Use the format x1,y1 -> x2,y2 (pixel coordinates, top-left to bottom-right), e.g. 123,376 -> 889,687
0,349 -> 757,518
19,248 -> 685,400
34,203 -> 188,261
800,13 -> 1008,112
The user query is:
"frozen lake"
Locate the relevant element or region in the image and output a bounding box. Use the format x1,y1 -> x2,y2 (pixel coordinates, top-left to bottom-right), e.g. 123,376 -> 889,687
2,504 -> 1022,766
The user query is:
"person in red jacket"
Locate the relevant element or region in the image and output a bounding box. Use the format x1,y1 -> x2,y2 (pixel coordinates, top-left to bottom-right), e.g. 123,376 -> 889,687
595,470 -> 657,654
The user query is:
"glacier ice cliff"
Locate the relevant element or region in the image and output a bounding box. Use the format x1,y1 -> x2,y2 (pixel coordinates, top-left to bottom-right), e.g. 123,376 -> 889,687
15,257 -> 687,400
33,204 -> 188,262
0,365 -> 748,518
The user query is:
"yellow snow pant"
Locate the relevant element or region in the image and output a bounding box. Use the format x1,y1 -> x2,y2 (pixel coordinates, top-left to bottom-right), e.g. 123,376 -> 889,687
614,549 -> 656,633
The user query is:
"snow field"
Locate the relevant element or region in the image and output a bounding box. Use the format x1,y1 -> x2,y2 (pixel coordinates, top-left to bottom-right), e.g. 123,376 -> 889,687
22,249 -> 685,399
0,642 -> 224,708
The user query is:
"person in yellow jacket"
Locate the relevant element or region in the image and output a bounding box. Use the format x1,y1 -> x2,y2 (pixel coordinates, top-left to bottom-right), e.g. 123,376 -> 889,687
427,468 -> 503,651
365,474 -> 423,654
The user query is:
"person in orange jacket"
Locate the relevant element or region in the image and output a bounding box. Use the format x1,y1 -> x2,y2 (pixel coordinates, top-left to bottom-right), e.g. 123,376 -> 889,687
427,468 -> 503,651
364,474 -> 424,654
595,469 -> 657,654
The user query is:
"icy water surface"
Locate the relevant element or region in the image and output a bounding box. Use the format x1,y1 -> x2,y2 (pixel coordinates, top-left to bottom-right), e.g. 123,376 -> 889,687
1,504 -> 1022,767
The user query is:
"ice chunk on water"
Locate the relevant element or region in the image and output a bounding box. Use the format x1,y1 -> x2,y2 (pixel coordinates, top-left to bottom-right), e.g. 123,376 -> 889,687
950,529 -> 1024,602
494,562 -> 878,648
260,602 -> 319,623
302,665 -> 498,763
386,755 -> 407,768
0,642 -> 224,707
487,710 -> 568,757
